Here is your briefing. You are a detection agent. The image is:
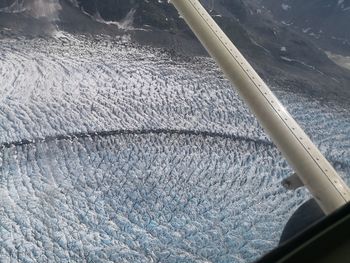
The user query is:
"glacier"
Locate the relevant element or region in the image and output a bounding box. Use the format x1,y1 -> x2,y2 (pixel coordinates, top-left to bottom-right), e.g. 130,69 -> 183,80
0,32 -> 350,262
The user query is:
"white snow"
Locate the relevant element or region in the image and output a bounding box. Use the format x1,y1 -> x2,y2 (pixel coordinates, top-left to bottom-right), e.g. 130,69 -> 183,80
302,27 -> 312,33
326,51 -> 350,71
281,4 -> 291,11
28,0 -> 62,21
93,9 -> 136,30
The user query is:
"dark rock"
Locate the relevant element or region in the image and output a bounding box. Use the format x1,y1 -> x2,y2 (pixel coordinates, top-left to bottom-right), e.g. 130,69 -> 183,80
259,0 -> 350,55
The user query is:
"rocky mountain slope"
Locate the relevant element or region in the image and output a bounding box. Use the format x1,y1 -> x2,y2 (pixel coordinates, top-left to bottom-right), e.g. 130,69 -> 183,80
74,0 -> 350,54
258,0 -> 350,55
1,0 -> 349,100
71,0 -> 350,100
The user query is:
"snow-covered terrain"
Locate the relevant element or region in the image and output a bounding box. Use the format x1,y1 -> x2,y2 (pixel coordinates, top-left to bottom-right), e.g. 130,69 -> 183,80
0,31 -> 350,262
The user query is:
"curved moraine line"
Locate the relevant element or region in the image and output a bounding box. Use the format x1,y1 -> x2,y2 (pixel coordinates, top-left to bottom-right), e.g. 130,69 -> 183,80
0,128 -> 273,149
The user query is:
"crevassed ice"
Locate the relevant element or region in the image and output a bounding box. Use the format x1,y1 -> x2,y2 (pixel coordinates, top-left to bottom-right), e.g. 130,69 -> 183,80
0,33 -> 349,262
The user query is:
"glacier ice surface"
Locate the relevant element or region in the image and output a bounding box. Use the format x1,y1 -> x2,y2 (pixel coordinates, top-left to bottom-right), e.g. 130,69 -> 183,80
0,33 -> 349,262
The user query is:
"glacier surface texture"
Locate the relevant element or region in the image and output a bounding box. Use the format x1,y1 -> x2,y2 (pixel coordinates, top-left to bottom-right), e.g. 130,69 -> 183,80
0,34 -> 350,262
